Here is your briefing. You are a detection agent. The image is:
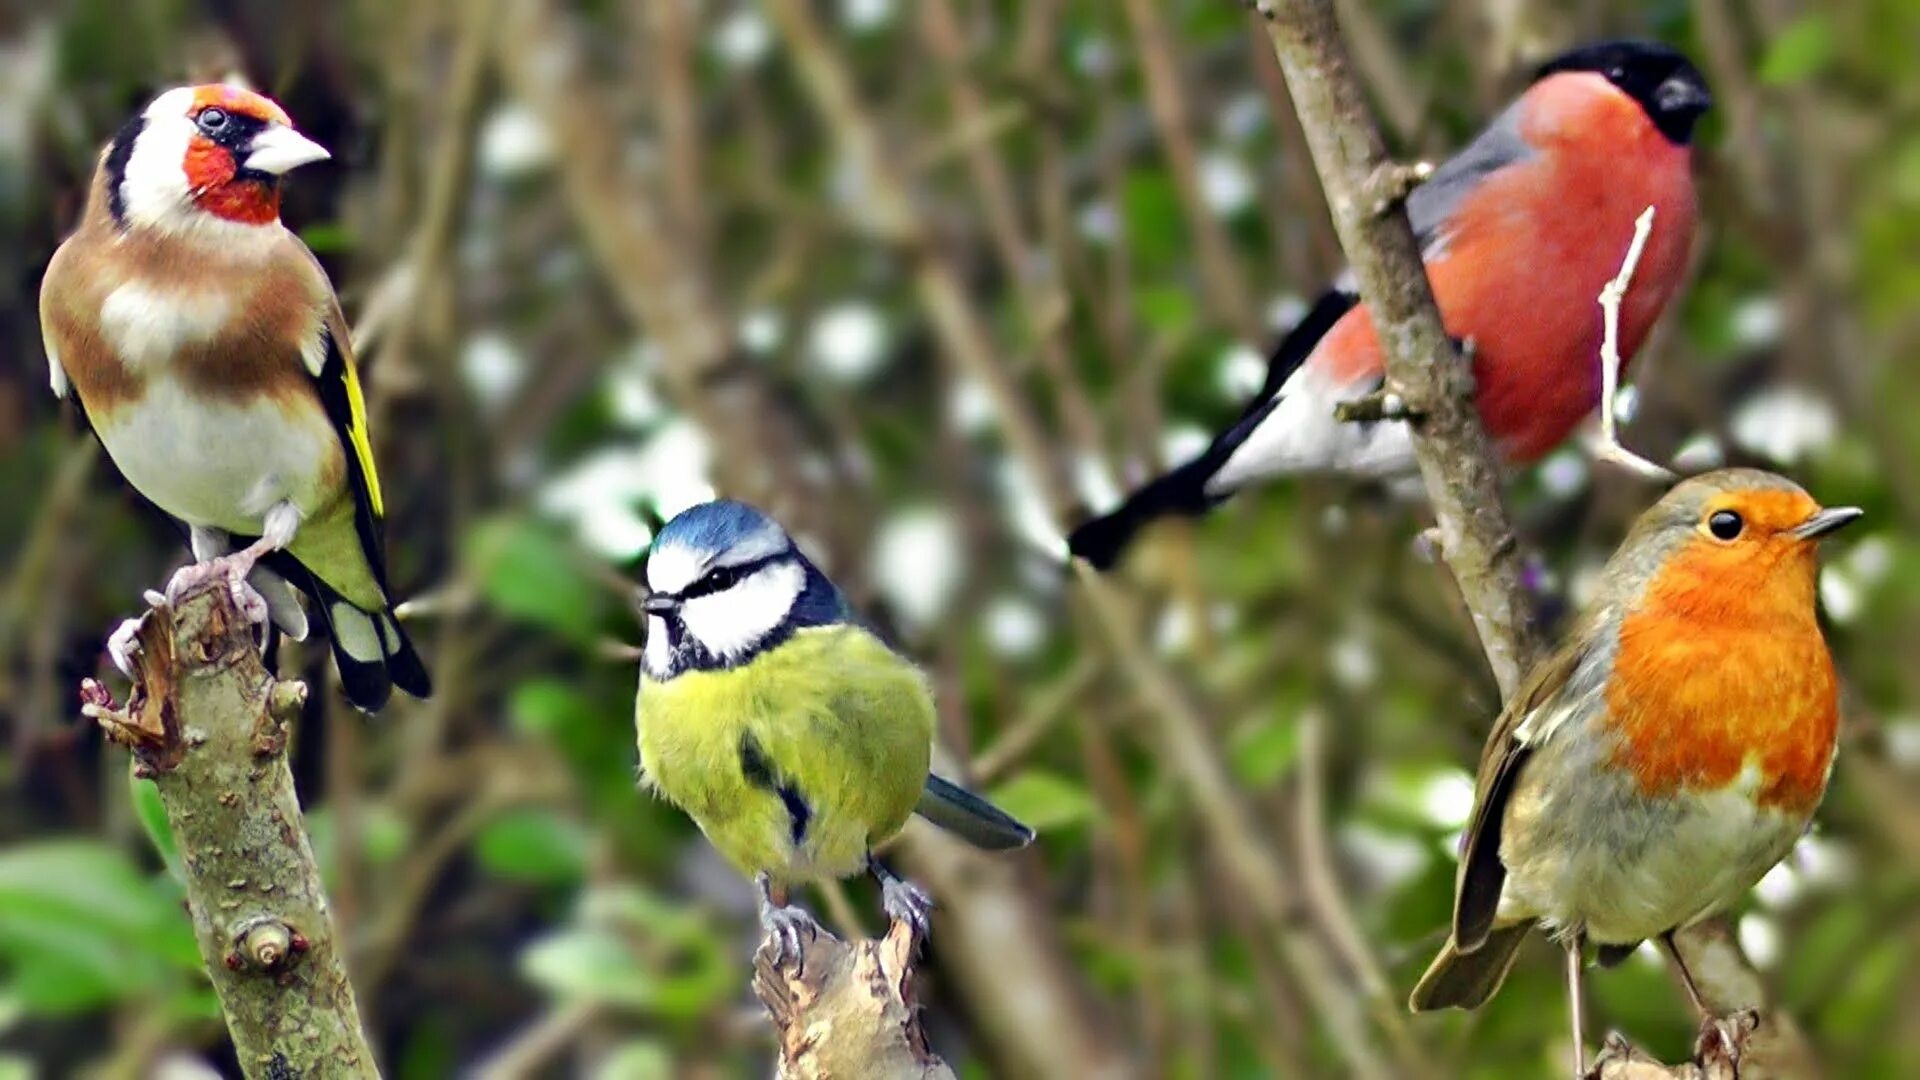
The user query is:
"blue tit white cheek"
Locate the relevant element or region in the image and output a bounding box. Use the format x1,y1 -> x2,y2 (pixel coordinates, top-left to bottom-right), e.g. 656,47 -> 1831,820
645,544 -> 706,598
681,560 -> 806,662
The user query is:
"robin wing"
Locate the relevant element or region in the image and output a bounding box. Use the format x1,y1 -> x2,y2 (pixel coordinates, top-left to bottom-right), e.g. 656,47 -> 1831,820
1452,637 -> 1587,950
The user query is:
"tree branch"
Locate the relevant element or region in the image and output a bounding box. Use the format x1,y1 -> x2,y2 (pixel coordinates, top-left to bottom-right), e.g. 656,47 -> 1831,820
1244,0 -> 1543,696
752,921 -> 956,1080
1244,2 -> 1817,1075
81,582 -> 377,1079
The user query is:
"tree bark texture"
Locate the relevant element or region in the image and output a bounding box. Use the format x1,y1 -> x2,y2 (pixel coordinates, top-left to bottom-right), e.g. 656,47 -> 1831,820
87,581 -> 378,1079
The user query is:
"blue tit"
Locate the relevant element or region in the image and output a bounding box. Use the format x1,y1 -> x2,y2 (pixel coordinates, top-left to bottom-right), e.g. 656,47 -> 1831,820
634,500 -> 1033,957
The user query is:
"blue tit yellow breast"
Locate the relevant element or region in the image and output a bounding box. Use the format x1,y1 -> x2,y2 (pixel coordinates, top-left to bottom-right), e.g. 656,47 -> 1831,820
635,624 -> 936,885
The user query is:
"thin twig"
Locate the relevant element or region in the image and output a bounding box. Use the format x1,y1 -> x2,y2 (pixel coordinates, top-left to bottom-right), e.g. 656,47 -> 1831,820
1593,206 -> 1676,480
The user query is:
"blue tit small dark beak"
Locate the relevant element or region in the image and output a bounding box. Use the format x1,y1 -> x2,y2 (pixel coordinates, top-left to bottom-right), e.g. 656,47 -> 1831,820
1791,506 -> 1863,540
1656,74 -> 1713,117
640,593 -> 681,617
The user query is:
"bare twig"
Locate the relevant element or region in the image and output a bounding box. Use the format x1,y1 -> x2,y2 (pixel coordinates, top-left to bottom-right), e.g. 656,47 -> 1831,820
1594,206 -> 1676,480
1246,0 -> 1545,695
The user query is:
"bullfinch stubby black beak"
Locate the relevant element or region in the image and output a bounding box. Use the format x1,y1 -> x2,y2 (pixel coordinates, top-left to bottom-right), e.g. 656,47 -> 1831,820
1791,506 -> 1864,540
1655,75 -> 1713,117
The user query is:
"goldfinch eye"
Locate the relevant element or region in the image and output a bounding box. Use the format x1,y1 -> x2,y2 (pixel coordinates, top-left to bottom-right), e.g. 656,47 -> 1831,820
197,108 -> 229,133
1708,510 -> 1744,541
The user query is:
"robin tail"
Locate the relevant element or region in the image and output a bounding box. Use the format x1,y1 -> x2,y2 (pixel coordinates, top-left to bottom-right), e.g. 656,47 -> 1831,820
286,562 -> 433,712
1067,455 -> 1225,570
1408,923 -> 1532,1012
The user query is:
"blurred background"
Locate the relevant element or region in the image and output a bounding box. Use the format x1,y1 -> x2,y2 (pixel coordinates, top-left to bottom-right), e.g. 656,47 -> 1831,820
1,0 -> 1916,1076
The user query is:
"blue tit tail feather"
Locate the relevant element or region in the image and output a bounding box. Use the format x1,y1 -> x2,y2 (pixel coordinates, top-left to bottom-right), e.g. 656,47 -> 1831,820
915,774 -> 1034,850
269,552 -> 431,712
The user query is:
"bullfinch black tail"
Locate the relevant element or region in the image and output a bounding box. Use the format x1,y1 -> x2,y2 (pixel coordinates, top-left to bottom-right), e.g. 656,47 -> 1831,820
1067,288 -> 1355,571
1067,452 -> 1228,570
915,774 -> 1034,850
269,554 -> 432,712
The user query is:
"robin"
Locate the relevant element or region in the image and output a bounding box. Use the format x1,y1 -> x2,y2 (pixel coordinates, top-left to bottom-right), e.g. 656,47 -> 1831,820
1409,468 -> 1859,1076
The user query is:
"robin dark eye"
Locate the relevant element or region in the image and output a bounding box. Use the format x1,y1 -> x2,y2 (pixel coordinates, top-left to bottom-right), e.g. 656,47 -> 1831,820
1608,65 -> 1626,81
1708,510 -> 1744,540
197,108 -> 229,133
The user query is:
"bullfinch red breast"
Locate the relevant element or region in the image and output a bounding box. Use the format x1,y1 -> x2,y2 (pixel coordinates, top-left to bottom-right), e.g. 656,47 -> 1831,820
1069,40 -> 1712,569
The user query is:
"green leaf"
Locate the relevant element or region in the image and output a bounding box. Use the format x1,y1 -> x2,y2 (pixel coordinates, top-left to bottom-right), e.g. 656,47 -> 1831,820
522,928 -> 660,1009
1758,16 -> 1833,86
475,809 -> 589,886
521,887 -> 730,1018
592,1039 -> 675,1080
987,771 -> 1097,832
1230,717 -> 1298,787
1120,171 -> 1186,270
129,771 -> 182,882
464,515 -> 615,644
297,222 -> 353,254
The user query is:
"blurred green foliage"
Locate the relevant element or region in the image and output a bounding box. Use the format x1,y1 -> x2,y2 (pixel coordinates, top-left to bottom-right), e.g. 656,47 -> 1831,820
0,0 -> 1916,1077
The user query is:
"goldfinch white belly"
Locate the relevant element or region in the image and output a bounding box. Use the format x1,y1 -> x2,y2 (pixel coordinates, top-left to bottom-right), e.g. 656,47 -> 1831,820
92,373 -> 343,536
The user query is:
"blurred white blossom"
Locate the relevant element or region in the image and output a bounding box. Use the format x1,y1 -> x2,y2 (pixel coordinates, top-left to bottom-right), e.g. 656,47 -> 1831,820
478,103 -> 554,179
1731,385 -> 1838,464
1218,342 -> 1268,400
808,302 -> 890,383
1199,152 -> 1254,216
1732,295 -> 1784,349
1738,913 -> 1781,969
872,508 -> 966,631
983,596 -> 1048,659
461,332 -> 525,414
712,9 -> 773,67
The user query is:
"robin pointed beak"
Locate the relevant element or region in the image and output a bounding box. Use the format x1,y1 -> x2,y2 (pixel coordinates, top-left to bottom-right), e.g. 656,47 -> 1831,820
1791,506 -> 1863,540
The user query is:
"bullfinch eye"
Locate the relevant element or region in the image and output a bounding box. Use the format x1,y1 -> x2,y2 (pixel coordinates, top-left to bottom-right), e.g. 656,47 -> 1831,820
1707,510 -> 1744,541
196,108 -> 230,134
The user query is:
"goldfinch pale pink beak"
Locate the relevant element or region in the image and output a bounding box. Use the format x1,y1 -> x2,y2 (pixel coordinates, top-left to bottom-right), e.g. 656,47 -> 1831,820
244,125 -> 331,175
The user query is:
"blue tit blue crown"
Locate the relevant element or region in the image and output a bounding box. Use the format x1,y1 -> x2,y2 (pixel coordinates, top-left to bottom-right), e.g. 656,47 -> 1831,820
640,500 -> 849,680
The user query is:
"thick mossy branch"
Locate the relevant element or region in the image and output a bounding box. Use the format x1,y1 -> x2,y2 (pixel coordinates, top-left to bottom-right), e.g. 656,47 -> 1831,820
751,920 -> 955,1080
85,582 -> 377,1079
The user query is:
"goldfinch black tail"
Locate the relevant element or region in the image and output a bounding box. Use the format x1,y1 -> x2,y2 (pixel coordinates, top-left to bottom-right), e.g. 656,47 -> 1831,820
272,556 -> 432,712
915,774 -> 1034,850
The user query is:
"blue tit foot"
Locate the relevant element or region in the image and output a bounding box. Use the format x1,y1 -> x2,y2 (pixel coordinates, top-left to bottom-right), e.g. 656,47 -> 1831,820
869,856 -> 934,941
756,872 -> 823,971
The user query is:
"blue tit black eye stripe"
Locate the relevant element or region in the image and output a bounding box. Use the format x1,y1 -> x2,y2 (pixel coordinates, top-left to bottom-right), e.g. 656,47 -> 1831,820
674,552 -> 787,601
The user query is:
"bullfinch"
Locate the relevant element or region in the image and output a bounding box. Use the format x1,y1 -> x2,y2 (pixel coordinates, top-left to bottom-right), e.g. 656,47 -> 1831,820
1069,40 -> 1712,569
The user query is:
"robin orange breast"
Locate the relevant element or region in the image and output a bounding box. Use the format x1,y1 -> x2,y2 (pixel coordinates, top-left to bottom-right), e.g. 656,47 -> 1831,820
1408,468 -> 1859,1077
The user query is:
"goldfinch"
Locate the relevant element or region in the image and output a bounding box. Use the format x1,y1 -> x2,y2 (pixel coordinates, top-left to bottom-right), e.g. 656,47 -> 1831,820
40,84 -> 429,712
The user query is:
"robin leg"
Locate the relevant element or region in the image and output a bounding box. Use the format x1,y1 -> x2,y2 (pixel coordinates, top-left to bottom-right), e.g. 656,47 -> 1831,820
1564,932 -> 1588,1078
1659,930 -> 1710,1016
756,871 -> 823,971
868,854 -> 933,940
